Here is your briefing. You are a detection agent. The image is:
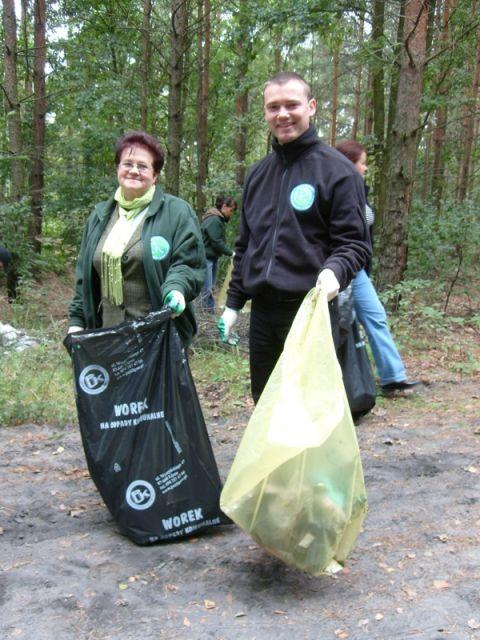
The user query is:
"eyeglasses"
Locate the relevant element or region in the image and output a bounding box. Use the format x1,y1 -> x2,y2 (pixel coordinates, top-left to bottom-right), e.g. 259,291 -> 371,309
119,161 -> 153,174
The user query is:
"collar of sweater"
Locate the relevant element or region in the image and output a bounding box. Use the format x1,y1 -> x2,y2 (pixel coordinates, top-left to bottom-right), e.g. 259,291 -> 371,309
272,124 -> 320,165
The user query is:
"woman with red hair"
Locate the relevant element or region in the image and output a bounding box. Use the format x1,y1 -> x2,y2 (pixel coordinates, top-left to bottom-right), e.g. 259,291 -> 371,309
336,140 -> 419,393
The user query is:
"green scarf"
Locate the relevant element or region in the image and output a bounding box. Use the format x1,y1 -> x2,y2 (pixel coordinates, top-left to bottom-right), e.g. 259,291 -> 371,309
101,185 -> 155,306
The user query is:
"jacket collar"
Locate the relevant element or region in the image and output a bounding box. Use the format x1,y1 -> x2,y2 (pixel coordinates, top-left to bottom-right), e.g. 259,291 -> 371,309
272,124 -> 320,165
203,207 -> 228,222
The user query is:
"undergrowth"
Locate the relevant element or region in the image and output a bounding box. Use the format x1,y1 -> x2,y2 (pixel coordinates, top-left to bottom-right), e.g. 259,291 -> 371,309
1,271 -> 478,427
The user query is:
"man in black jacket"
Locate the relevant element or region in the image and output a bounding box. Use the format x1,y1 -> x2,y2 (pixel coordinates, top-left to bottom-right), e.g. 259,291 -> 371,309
218,72 -> 371,403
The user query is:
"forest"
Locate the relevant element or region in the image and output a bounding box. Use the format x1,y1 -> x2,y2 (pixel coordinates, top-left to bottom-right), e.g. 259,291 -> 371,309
1,3 -> 480,637
1,0 -> 479,307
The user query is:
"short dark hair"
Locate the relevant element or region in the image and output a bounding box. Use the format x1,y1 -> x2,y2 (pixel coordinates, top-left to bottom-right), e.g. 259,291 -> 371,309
264,72 -> 312,100
115,131 -> 165,173
335,140 -> 366,165
215,196 -> 237,210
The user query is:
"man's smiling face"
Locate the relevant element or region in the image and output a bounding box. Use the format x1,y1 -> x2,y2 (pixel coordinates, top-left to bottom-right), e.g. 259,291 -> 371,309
264,79 -> 316,145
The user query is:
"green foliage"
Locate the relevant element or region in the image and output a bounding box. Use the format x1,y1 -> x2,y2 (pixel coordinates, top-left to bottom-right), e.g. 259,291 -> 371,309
0,342 -> 77,427
449,353 -> 480,376
407,198 -> 480,307
190,344 -> 250,415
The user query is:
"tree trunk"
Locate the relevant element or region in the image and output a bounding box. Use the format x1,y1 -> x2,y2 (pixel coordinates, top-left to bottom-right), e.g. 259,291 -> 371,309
351,14 -> 364,140
376,0 -> 430,295
274,29 -> 282,73
195,0 -> 210,215
330,44 -> 340,147
431,0 -> 452,208
165,0 -> 189,196
376,0 -> 406,229
457,9 -> 480,203
234,0 -> 251,189
421,124 -> 432,200
29,0 -> 47,254
21,0 -> 33,98
363,67 -> 373,137
371,0 -> 386,206
3,0 -> 24,202
140,0 -> 152,131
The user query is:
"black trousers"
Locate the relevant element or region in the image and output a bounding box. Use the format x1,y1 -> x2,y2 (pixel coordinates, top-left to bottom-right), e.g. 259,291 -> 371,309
249,293 -> 339,404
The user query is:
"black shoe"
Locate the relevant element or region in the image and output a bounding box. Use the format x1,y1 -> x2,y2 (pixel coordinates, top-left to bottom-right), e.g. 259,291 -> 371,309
381,380 -> 420,393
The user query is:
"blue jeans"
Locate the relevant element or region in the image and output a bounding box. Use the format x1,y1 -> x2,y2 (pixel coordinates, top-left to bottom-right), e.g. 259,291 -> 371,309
352,269 -> 406,386
200,258 -> 218,310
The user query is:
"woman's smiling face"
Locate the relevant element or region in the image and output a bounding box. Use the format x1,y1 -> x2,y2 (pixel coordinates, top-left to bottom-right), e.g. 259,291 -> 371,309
117,145 -> 158,200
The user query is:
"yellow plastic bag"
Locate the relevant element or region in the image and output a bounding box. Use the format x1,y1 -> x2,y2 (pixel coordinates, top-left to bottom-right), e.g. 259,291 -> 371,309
216,257 -> 233,309
220,289 -> 368,575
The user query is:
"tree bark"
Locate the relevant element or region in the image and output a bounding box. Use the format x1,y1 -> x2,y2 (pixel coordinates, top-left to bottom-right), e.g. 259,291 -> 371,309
140,0 -> 152,131
330,44 -> 340,147
3,0 -> 24,202
29,0 -> 47,254
431,0 -> 452,208
371,0 -> 386,203
363,67 -> 373,137
165,0 -> 189,196
351,14 -> 364,140
195,0 -> 210,215
376,0 -> 430,295
457,7 -> 480,203
21,0 -> 33,98
234,0 -> 251,189
376,0 -> 406,230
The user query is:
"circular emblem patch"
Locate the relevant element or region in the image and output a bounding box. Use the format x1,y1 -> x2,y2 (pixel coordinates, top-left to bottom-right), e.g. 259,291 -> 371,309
290,184 -> 316,211
79,364 -> 109,395
126,480 -> 156,510
151,236 -> 170,260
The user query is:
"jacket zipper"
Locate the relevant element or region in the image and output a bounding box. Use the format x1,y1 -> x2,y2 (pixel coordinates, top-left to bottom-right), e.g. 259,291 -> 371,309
266,165 -> 288,280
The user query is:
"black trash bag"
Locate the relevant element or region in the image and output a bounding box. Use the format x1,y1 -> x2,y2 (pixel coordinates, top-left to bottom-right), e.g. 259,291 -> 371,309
64,310 -> 230,544
337,284 -> 355,347
336,320 -> 376,420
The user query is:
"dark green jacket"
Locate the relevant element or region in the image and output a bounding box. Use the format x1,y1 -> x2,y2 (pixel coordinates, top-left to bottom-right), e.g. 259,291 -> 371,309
201,208 -> 233,260
69,186 -> 206,346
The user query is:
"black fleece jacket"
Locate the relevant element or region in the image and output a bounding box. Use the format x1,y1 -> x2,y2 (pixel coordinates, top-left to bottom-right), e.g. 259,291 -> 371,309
226,125 -> 371,310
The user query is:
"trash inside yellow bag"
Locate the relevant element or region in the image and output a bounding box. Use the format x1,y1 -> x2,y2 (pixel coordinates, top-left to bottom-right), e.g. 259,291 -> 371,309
220,289 -> 368,575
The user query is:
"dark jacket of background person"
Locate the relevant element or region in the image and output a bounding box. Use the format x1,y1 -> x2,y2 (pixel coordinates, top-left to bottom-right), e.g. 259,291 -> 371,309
0,246 -> 11,273
68,186 -> 205,346
226,125 -> 371,311
201,208 -> 233,260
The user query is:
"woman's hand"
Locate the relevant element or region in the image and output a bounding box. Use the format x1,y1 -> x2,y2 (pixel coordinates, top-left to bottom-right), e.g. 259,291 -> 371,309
163,290 -> 186,317
68,325 -> 84,334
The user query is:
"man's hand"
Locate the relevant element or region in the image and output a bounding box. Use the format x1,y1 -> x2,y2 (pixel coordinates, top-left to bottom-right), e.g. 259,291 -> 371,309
68,325 -> 84,334
217,307 -> 239,345
316,268 -> 340,301
163,290 -> 186,317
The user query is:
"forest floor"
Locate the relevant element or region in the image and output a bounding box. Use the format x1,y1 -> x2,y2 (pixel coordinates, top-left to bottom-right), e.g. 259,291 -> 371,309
1,277 -> 480,640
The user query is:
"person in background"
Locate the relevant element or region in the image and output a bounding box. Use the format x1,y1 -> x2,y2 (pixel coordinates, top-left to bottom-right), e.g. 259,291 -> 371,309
218,72 -> 371,403
68,131 -> 205,346
335,139 -> 419,393
199,196 -> 237,312
0,246 -> 11,274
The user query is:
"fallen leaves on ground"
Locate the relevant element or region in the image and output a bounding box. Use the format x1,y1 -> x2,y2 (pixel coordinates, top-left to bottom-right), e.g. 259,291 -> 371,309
433,579 -> 450,590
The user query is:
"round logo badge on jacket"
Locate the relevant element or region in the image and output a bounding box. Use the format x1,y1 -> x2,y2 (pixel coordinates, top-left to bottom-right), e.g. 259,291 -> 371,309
150,236 -> 170,260
290,184 -> 316,212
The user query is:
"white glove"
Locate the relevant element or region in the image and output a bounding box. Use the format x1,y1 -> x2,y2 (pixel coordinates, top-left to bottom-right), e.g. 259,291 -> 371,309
217,307 -> 239,344
316,268 -> 340,301
68,325 -> 84,334
163,290 -> 186,317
